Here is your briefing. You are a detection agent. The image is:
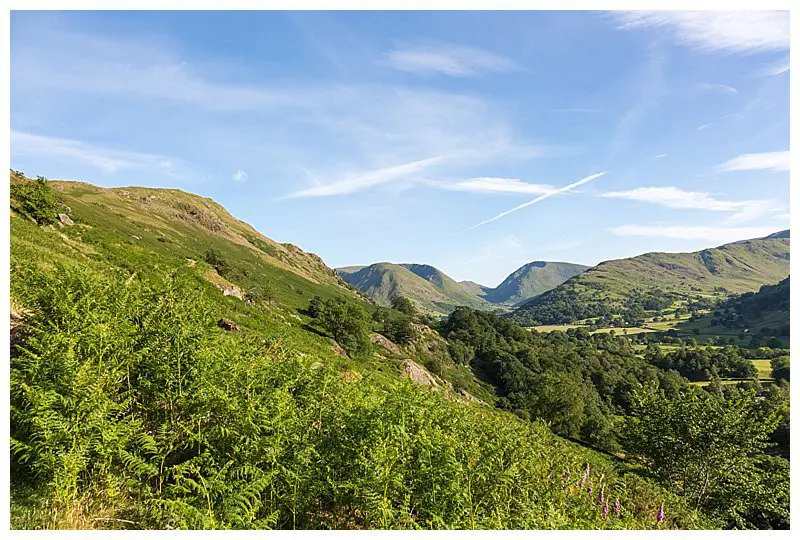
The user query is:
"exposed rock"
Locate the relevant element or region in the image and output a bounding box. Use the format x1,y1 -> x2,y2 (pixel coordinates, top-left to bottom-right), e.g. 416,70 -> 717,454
221,284 -> 244,300
58,213 -> 74,226
370,332 -> 402,355
132,235 -> 141,240
330,341 -> 349,358
400,359 -> 440,388
217,318 -> 239,331
10,302 -> 31,346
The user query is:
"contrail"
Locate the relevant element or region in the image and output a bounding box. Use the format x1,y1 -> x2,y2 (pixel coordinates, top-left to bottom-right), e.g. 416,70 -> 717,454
464,171 -> 607,231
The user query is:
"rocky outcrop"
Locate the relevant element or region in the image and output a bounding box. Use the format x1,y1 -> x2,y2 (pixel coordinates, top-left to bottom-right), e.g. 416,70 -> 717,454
400,359 -> 441,388
58,213 -> 74,226
370,332 -> 402,355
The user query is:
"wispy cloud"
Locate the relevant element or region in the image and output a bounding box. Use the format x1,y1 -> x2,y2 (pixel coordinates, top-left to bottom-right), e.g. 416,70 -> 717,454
613,11 -> 789,54
283,156 -> 448,198
11,131 -> 183,176
384,42 -> 519,77
232,170 -> 248,182
466,172 -> 606,231
437,177 -> 555,195
715,151 -> 789,172
698,83 -> 738,94
601,186 -> 776,224
610,224 -> 780,243
757,57 -> 790,76
652,153 -> 668,159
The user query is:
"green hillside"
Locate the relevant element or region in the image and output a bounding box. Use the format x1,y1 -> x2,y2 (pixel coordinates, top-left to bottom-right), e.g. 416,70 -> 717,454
512,234 -> 790,326
8,173 -> 787,530
336,263 -> 491,315
482,261 -> 589,306
338,261 -> 588,315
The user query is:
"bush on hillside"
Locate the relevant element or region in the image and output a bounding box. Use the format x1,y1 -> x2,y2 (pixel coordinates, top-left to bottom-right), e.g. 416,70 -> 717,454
11,176 -> 59,226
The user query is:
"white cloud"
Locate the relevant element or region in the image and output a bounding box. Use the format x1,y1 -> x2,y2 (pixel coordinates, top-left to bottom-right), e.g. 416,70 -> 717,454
613,11 -> 789,54
698,83 -> 738,94
466,172 -> 606,231
232,170 -> 248,182
757,58 -> 790,76
601,186 -> 775,224
652,153 -> 668,159
715,151 -> 789,172
11,131 -> 181,175
610,225 -> 780,243
384,42 -> 518,77
697,123 -> 711,131
439,177 -> 555,195
283,156 -> 448,198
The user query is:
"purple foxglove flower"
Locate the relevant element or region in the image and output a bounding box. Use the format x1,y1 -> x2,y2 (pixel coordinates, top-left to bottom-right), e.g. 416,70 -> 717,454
598,487 -> 605,507
603,500 -> 609,520
657,504 -> 665,525
615,499 -> 621,515
581,464 -> 590,487
588,481 -> 593,496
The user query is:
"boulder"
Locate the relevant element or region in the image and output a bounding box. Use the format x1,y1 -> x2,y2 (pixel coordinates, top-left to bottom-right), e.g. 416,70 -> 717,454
58,213 -> 74,226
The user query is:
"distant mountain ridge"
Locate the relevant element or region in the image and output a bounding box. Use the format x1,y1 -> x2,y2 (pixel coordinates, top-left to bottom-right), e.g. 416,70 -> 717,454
511,231 -> 790,326
336,261 -> 587,315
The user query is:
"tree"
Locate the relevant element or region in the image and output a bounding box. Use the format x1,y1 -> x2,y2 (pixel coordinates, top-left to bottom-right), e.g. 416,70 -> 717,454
771,356 -> 789,381
313,297 -> 371,357
12,175 -> 59,225
390,295 -> 416,317
622,384 -> 780,516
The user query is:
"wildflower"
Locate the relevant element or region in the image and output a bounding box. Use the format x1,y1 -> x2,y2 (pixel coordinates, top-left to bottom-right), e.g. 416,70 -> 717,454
603,500 -> 609,520
615,499 -> 621,516
657,503 -> 665,525
588,481 -> 593,496
581,464 -> 590,486
598,486 -> 605,507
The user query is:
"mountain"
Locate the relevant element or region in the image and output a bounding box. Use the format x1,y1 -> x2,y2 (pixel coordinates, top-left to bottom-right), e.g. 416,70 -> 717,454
336,262 -> 490,314
481,261 -> 589,306
337,261 -> 588,315
511,232 -> 790,326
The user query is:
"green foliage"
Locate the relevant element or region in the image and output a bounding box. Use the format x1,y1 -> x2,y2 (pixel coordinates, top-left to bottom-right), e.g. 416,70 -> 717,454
390,295 -> 416,317
441,307 -> 678,451
11,175 -> 59,225
770,356 -> 789,381
10,263 -> 715,530
381,316 -> 418,345
204,249 -> 230,277
622,384 -> 787,528
310,297 -> 372,357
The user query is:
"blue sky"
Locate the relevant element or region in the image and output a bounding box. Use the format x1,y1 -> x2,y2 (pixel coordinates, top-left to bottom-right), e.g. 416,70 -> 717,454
11,10 -> 789,286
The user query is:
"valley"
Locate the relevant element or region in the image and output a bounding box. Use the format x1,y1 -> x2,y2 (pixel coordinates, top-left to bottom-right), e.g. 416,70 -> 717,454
8,172 -> 790,530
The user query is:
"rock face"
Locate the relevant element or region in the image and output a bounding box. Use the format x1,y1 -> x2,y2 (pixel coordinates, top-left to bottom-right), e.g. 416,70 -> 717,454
370,332 -> 402,355
217,318 -> 239,331
400,359 -> 441,388
58,213 -> 74,226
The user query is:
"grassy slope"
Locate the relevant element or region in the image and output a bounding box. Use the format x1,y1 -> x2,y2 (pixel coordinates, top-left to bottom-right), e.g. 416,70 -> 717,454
336,262 -> 491,315
483,261 -> 589,305
338,261 -> 588,315
515,234 -> 790,323
10,174 -> 716,529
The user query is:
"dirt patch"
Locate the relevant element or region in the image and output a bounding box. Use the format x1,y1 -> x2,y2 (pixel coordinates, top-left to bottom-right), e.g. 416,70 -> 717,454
370,333 -> 402,355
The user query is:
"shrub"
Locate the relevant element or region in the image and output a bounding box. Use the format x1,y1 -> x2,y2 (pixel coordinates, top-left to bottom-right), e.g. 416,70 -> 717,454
11,176 -> 59,225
